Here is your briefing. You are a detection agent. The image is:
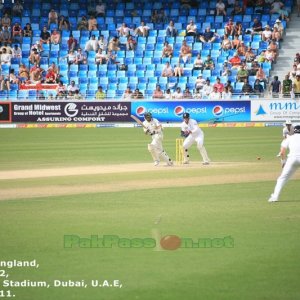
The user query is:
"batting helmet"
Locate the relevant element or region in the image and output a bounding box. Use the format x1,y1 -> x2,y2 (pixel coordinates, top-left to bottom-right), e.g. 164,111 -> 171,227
294,125 -> 300,134
285,120 -> 292,125
144,112 -> 152,120
183,112 -> 190,119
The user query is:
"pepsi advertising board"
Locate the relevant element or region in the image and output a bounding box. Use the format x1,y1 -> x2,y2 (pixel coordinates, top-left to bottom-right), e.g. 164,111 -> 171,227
131,101 -> 251,123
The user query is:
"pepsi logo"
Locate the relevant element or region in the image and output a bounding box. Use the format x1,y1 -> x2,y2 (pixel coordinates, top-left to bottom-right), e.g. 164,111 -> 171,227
136,106 -> 146,117
212,105 -> 223,116
174,106 -> 185,117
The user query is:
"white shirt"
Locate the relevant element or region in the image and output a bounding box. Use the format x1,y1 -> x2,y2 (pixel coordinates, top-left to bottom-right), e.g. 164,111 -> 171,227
282,134 -> 300,158
216,2 -> 225,10
209,91 -> 221,100
181,118 -> 202,138
202,84 -> 213,96
85,39 -> 98,51
172,91 -> 183,99
143,118 -> 163,136
222,92 -> 232,99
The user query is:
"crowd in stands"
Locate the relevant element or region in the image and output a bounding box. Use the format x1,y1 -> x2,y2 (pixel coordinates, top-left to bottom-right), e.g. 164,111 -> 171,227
0,0 -> 297,100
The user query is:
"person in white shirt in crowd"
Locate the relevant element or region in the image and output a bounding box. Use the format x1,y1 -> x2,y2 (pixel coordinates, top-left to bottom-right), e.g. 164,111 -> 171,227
122,86 -> 132,100
12,44 -> 22,58
180,112 -> 210,165
262,25 -> 273,42
0,48 -> 11,65
74,48 -> 87,64
202,79 -> 213,98
269,125 -> 300,202
117,23 -> 131,37
273,19 -> 284,36
164,89 -> 172,99
162,62 -> 174,77
95,1 -> 106,17
85,35 -> 99,52
216,0 -> 226,16
67,80 -> 79,94
209,86 -> 221,100
172,87 -> 183,99
135,21 -> 150,37
195,74 -> 206,90
186,20 -> 197,37
221,86 -> 232,99
95,48 -> 107,65
98,35 -> 107,51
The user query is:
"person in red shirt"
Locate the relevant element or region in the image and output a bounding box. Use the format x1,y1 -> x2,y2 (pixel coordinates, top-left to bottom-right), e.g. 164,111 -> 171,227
213,77 -> 224,93
68,34 -> 78,51
229,53 -> 242,69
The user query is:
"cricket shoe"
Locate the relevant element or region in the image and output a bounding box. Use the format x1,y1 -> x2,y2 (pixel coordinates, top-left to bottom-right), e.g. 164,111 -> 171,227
154,160 -> 160,166
183,160 -> 189,164
167,161 -> 174,166
268,194 -> 278,202
202,161 -> 210,165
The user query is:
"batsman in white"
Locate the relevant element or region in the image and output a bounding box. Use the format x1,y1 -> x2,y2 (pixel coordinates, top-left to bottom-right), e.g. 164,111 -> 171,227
276,120 -> 294,157
143,112 -> 173,166
180,112 -> 210,165
269,125 -> 300,202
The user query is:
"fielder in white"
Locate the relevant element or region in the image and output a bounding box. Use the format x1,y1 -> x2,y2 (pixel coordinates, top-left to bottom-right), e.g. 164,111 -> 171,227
269,125 -> 300,202
277,120 -> 294,157
143,112 -> 173,166
180,113 -> 210,165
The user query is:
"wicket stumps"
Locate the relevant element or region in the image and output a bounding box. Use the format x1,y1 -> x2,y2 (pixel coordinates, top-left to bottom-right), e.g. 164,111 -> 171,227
175,138 -> 184,165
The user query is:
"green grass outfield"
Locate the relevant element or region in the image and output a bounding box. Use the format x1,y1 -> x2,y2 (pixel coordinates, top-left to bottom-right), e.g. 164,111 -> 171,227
0,127 -> 299,300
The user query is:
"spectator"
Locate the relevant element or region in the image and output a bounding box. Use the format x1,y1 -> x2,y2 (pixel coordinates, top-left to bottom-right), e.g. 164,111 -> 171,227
225,80 -> 234,93
74,90 -> 83,100
203,55 -> 215,70
193,54 -> 204,71
256,50 -> 266,63
272,27 -> 282,42
95,1 -> 106,17
221,61 -> 232,76
0,48 -> 11,66
108,36 -> 120,52
231,2 -> 243,15
30,41 -> 43,54
45,67 -> 57,84
56,81 -> 67,95
270,1 -> 289,22
221,34 -> 232,51
183,88 -> 193,99
242,79 -> 253,94
199,27 -> 218,43
132,89 -> 144,99
23,23 -> 32,37
12,0 -> 23,17
195,75 -> 206,90
126,35 -> 136,51
245,47 -> 256,62
164,89 -> 172,99
213,77 -> 224,93
67,80 -> 79,94
0,75 -> 10,91
58,16 -> 70,31
233,21 -> 243,36
262,25 -> 272,42
98,35 -> 108,51
193,88 -> 202,99
162,62 -> 174,77
12,22 -> 22,43
166,20 -> 177,37
152,85 -> 164,98
95,86 -> 106,99
117,23 -> 131,37
135,21 -> 150,37
9,69 -> 20,86
151,10 -> 162,23
88,15 -> 98,31
95,48 -> 107,65
2,25 -> 11,44
202,79 -> 213,97
85,35 -> 99,52
12,44 -> 22,59
174,62 -> 184,77
162,41 -> 173,58
118,63 -> 128,71
253,79 -> 264,96
216,0 -> 226,16
236,41 -> 247,56
62,50 -> 76,65
231,34 -> 241,50
40,26 -> 51,44
293,75 -> 300,98
282,75 -> 293,98
30,64 -> 44,83
1,13 -> 11,28
77,16 -> 88,31
29,49 -> 41,65
74,48 -> 87,64
251,18 -> 263,35
268,41 -> 279,60
256,67 -> 268,85
269,76 -> 281,97
106,50 -> 116,64
19,63 -> 30,82
172,87 -> 183,99
224,19 -> 234,36
237,65 -> 249,82
122,86 -> 132,100
186,20 -> 197,37
50,29 -> 61,44
265,47 -> 276,63
68,34 -> 78,51
273,19 -> 284,36
229,52 -> 242,69
222,86 -> 232,99
179,40 -> 192,63
48,9 -> 58,27
209,86 -> 221,99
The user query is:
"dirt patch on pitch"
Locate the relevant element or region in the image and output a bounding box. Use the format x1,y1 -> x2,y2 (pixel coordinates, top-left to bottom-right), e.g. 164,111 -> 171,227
1,162 -> 296,201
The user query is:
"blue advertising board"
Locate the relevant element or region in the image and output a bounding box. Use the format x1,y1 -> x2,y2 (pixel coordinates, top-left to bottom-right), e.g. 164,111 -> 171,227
131,101 -> 251,122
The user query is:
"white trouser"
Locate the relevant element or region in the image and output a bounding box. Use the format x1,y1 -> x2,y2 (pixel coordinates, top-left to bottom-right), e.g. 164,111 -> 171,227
148,133 -> 172,163
272,157 -> 300,198
182,133 -> 210,163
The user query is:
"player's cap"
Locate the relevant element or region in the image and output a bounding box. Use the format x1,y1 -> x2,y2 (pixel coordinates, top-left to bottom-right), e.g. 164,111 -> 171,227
183,112 -> 190,119
294,125 -> 300,134
275,19 -> 281,23
285,120 -> 292,125
144,112 -> 152,119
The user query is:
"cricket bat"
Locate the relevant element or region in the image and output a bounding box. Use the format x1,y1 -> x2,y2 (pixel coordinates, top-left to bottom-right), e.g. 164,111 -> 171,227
130,114 -> 148,129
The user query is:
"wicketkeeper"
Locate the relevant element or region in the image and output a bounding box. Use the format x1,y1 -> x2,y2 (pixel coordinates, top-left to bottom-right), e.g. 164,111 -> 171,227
143,112 -> 173,166
180,112 -> 210,165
